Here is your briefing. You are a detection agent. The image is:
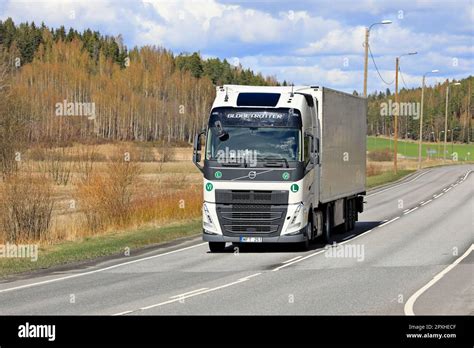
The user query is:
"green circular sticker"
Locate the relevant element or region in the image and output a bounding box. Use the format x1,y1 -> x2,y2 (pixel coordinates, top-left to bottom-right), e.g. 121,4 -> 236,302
282,172 -> 290,180
205,183 -> 213,192
290,184 -> 299,193
214,171 -> 222,179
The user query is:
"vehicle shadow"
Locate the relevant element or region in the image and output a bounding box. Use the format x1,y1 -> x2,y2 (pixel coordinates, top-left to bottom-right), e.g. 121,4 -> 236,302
220,221 -> 383,253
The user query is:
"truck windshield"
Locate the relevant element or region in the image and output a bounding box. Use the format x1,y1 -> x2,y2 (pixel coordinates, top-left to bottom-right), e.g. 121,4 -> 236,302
206,126 -> 301,165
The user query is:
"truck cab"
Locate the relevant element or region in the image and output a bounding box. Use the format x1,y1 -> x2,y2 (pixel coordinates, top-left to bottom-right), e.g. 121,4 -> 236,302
193,85 -> 366,252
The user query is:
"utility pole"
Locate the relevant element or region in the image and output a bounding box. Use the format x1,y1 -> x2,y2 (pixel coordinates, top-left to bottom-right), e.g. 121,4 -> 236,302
468,81 -> 471,144
393,52 -> 416,173
444,82 -> 460,161
418,70 -> 439,169
451,128 -> 455,154
444,85 -> 449,162
418,75 -> 425,169
363,28 -> 369,97
363,20 -> 392,97
394,57 -> 399,173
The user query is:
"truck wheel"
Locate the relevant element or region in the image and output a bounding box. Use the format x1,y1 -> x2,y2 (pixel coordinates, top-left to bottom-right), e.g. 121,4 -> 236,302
209,242 -> 226,253
348,199 -> 355,231
300,220 -> 312,251
344,199 -> 351,232
323,204 -> 332,243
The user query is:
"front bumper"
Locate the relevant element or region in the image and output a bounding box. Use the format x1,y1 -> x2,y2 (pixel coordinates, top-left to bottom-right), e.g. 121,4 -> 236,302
203,226 -> 307,243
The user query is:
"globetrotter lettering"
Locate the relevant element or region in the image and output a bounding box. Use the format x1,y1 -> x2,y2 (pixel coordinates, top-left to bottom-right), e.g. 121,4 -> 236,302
226,112 -> 284,120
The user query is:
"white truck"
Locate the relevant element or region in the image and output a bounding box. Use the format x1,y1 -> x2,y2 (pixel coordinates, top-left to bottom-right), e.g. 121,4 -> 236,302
193,85 -> 366,252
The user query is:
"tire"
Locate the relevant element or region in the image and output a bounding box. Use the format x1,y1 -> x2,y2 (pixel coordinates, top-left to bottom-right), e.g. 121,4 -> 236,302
209,242 -> 226,253
300,220 -> 312,251
344,199 -> 351,233
323,204 -> 332,243
348,199 -> 355,231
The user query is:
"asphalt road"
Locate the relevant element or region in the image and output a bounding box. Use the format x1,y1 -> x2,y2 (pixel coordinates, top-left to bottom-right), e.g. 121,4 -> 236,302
0,164 -> 472,315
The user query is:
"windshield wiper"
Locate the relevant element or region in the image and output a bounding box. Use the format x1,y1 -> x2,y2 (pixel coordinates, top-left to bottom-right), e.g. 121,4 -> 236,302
260,157 -> 289,168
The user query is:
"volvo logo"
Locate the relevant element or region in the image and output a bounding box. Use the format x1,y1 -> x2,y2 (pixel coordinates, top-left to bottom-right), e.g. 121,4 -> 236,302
248,171 -> 257,179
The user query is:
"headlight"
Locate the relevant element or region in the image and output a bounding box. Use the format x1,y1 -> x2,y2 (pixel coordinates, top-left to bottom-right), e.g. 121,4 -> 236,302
289,203 -> 304,227
203,203 -> 213,224
203,203 -> 218,232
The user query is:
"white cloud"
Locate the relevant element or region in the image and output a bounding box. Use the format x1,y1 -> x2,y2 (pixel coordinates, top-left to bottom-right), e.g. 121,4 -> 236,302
3,0 -> 118,29
1,0 -> 472,93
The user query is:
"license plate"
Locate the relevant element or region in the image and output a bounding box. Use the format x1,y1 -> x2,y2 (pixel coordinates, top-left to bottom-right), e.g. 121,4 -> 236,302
240,236 -> 263,243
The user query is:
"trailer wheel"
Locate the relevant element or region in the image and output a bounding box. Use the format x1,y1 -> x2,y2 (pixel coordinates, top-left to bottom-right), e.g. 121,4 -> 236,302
323,204 -> 332,243
209,242 -> 226,253
348,199 -> 355,231
344,199 -> 351,232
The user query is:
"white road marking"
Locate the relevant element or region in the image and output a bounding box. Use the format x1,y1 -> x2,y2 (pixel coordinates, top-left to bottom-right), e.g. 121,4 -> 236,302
378,217 -> 400,227
269,168 -> 472,272
404,207 -> 418,215
273,213 -> 406,271
366,170 -> 432,198
113,272 -> 264,314
342,234 -> 356,241
339,230 -> 372,244
273,225 -> 378,271
444,187 -> 452,192
0,242 -> 208,294
403,209 -> 410,213
238,272 -> 262,281
272,250 -> 325,271
170,288 -> 208,299
282,256 -> 302,264
138,277 -> 253,312
433,193 -> 444,198
404,244 -> 473,316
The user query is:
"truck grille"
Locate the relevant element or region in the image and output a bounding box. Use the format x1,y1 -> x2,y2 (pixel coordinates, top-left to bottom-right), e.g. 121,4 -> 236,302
221,211 -> 282,221
223,225 -> 279,234
215,190 -> 288,205
215,201 -> 287,237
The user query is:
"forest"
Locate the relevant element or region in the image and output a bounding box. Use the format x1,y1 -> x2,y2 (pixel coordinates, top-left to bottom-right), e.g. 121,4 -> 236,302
366,77 -> 472,143
0,18 -> 472,150
0,18 -> 278,149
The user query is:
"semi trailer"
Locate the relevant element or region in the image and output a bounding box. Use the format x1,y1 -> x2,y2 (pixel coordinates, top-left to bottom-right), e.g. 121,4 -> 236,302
193,85 -> 367,252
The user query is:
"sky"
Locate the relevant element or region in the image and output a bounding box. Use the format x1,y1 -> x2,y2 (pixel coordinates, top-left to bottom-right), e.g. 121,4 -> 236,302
1,0 -> 473,93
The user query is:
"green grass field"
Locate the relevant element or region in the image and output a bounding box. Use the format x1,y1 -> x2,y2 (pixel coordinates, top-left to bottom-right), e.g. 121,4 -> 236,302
366,169 -> 415,189
367,136 -> 474,161
0,219 -> 201,278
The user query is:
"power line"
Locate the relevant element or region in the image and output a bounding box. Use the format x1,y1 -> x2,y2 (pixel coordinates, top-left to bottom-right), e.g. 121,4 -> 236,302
368,44 -> 394,86
398,65 -> 410,89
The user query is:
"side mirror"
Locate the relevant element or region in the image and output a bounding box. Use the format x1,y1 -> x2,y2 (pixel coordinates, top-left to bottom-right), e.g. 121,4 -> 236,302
304,131 -> 315,165
214,120 -> 229,141
193,129 -> 206,172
